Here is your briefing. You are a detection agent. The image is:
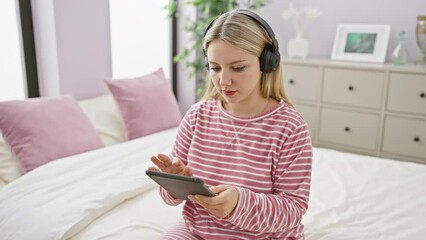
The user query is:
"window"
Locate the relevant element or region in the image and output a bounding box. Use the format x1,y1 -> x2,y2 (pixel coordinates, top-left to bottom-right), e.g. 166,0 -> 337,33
0,0 -> 26,101
109,0 -> 171,80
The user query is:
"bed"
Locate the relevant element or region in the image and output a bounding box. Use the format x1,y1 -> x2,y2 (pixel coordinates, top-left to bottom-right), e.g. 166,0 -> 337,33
1,94 -> 425,240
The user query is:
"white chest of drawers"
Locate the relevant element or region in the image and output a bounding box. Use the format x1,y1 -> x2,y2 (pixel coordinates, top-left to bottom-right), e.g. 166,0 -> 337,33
283,58 -> 426,164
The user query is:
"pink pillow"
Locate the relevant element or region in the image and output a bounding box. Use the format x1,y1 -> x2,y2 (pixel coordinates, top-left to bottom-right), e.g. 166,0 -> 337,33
0,95 -> 104,172
105,68 -> 182,140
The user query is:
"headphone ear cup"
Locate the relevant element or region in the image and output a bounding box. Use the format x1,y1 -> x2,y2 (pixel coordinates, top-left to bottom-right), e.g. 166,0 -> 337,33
260,44 -> 280,73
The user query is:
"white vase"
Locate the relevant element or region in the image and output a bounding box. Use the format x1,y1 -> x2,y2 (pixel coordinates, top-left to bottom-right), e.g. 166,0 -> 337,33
287,35 -> 309,59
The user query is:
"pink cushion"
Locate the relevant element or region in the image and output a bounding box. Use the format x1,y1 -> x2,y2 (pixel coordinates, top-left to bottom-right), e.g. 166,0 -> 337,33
0,95 -> 104,172
105,68 -> 182,140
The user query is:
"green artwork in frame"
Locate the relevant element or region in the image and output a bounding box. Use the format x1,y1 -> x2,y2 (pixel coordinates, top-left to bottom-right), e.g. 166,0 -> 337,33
331,24 -> 391,63
344,33 -> 377,54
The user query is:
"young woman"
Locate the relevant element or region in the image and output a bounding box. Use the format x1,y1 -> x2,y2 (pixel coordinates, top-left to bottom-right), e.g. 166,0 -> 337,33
149,9 -> 313,239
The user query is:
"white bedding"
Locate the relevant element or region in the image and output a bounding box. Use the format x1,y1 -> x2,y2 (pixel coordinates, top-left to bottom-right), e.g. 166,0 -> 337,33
1,127 -> 425,240
0,128 -> 180,240
303,148 -> 426,240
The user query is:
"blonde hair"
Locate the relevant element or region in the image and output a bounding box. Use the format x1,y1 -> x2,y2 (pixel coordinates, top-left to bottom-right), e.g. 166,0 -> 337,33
201,10 -> 293,108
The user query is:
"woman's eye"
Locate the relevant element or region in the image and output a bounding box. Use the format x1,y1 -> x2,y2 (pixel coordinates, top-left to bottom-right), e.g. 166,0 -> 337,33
232,66 -> 245,72
209,67 -> 220,72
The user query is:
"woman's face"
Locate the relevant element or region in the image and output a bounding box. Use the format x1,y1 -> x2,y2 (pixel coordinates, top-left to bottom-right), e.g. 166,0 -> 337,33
206,39 -> 262,105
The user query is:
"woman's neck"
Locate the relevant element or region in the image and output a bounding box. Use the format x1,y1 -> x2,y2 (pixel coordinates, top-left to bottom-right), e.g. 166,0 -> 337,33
223,97 -> 272,118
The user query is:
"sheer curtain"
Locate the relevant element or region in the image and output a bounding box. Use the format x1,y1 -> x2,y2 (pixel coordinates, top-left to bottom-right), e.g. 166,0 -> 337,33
109,0 -> 171,81
0,0 -> 26,101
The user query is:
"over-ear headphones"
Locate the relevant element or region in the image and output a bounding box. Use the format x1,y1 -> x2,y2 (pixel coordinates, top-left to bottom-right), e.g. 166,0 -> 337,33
204,9 -> 280,73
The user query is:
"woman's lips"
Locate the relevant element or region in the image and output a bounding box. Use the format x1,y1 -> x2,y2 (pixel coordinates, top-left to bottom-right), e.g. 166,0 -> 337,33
223,90 -> 236,96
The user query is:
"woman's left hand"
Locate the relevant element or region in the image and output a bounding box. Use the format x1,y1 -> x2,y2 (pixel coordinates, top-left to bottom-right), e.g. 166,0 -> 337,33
189,185 -> 239,218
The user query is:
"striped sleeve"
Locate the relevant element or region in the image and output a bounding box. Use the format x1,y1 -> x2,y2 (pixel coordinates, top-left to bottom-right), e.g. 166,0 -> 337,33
159,187 -> 183,206
158,106 -> 198,206
226,121 -> 312,232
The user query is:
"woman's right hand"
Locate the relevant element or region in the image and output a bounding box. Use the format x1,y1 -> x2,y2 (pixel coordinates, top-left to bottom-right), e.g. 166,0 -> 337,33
149,153 -> 193,176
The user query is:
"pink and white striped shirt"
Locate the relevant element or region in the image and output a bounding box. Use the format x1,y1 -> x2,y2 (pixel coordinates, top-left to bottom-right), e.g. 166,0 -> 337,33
160,99 -> 312,239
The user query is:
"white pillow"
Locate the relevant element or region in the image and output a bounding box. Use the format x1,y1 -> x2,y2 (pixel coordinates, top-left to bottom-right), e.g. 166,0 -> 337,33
78,95 -> 126,146
0,133 -> 23,187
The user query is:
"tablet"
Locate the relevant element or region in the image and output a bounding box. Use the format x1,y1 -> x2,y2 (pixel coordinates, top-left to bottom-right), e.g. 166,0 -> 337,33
145,170 -> 215,200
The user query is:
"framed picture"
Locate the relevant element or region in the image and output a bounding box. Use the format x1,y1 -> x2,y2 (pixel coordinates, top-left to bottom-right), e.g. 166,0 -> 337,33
331,24 -> 391,63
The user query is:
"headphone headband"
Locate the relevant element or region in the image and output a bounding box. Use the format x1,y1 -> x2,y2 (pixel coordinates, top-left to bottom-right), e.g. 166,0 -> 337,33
204,9 -> 281,73
233,9 -> 279,53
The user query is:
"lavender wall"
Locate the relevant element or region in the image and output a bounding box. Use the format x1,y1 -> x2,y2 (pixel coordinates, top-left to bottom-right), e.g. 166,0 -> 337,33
260,0 -> 426,63
54,0 -> 112,100
178,0 -> 426,113
32,0 -> 111,100
31,0 -> 425,111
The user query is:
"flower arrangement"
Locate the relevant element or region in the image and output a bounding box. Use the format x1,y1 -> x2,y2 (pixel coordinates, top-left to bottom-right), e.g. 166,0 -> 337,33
282,3 -> 322,37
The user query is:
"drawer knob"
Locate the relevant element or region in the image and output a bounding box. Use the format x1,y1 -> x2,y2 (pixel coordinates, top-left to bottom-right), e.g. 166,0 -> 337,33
348,85 -> 354,91
420,92 -> 425,98
289,79 -> 295,84
414,136 -> 420,142
344,126 -> 351,132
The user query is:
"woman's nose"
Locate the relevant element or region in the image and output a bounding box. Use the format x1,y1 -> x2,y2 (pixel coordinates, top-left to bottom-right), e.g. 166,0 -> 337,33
219,70 -> 231,86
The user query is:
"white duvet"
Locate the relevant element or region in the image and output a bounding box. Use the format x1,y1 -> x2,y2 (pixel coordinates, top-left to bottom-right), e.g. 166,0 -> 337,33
303,148 -> 426,240
1,127 -> 426,240
0,128 -> 181,240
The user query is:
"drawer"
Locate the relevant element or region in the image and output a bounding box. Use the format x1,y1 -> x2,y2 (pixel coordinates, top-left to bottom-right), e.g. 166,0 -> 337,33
319,108 -> 380,150
387,73 -> 426,115
382,116 -> 426,159
283,64 -> 321,102
294,103 -> 317,140
323,68 -> 385,109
